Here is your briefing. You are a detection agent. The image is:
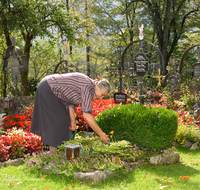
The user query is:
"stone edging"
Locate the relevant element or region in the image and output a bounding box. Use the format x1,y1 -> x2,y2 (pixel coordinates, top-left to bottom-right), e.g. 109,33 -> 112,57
0,158 -> 24,167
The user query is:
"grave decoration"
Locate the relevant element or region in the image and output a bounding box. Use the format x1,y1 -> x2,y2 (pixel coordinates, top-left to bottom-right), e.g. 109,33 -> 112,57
164,57 -> 181,93
54,42 -> 79,74
193,103 -> 200,119
64,144 -> 81,160
2,36 -> 27,114
121,24 -> 164,104
3,96 -> 13,109
179,44 -> 200,116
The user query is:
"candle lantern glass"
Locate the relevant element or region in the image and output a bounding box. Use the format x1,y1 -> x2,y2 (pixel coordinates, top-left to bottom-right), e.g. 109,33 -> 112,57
64,144 -> 81,160
3,97 -> 13,109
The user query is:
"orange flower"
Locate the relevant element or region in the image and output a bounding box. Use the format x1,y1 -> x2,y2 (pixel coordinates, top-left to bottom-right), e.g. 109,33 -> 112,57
115,157 -> 120,162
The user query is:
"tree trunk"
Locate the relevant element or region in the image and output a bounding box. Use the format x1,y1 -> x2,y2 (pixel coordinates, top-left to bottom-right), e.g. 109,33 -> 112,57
21,33 -> 32,96
162,0 -> 171,75
153,0 -> 171,75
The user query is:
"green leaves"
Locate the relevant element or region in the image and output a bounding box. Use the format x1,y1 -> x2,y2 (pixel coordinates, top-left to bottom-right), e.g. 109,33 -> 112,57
96,104 -> 178,151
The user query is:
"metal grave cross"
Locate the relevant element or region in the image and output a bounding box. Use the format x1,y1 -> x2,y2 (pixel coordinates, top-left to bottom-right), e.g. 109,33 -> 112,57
9,36 -> 23,76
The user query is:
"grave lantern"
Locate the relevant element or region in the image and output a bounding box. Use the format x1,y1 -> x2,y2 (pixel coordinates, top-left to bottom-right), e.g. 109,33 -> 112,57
64,144 -> 81,160
3,96 -> 13,109
193,103 -> 200,118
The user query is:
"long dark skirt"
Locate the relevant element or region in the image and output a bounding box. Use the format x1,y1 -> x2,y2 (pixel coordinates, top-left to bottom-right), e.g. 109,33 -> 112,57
30,79 -> 72,148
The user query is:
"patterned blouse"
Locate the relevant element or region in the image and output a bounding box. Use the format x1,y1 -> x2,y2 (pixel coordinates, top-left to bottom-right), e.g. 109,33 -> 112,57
45,72 -> 96,114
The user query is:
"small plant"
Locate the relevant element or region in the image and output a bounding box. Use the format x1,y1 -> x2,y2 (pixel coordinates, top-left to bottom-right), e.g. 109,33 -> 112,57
179,85 -> 196,110
159,91 -> 176,109
175,110 -> 200,144
25,134 -> 155,175
175,122 -> 200,145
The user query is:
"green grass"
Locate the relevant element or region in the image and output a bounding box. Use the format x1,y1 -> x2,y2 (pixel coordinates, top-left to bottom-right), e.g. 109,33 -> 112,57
0,147 -> 200,190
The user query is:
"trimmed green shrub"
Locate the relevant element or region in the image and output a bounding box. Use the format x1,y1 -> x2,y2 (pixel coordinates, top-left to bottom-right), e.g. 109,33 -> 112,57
95,104 -> 178,151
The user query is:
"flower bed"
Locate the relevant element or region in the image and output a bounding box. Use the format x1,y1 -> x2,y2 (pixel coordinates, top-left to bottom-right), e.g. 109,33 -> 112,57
1,96 -> 200,163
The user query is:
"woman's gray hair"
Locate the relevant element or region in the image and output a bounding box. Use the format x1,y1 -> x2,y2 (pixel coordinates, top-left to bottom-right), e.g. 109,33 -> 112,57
95,78 -> 111,93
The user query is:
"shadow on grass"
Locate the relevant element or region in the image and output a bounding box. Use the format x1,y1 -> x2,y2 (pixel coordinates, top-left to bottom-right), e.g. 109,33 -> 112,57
175,146 -> 200,155
25,147 -> 200,189
27,166 -> 136,189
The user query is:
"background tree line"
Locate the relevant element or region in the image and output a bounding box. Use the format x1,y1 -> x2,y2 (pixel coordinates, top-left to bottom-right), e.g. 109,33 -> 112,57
0,0 -> 199,97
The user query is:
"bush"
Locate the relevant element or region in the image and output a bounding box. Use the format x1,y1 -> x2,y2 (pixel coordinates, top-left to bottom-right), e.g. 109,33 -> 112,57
95,104 -> 178,151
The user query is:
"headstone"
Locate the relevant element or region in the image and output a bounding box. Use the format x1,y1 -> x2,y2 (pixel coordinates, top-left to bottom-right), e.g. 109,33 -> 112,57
134,53 -> 148,77
114,92 -> 127,104
193,63 -> 200,79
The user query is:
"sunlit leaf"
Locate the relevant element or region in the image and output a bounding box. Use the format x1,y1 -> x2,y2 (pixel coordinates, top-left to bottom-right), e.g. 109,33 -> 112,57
91,181 -> 94,185
183,176 -> 189,180
16,182 -> 23,185
159,184 -> 167,189
167,180 -> 173,184
179,176 -> 189,180
8,180 -> 13,186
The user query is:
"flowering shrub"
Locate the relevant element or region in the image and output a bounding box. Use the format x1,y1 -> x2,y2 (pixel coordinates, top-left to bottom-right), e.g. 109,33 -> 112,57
76,98 -> 122,131
175,122 -> 200,145
1,114 -> 31,132
24,131 -> 43,154
175,110 -> 200,145
5,128 -> 26,159
19,105 -> 34,121
0,135 -> 11,162
0,128 -> 43,161
159,91 -> 175,109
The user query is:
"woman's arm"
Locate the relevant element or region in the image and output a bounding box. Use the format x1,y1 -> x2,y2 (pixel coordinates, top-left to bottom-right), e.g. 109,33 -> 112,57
83,112 -> 108,142
69,106 -> 76,131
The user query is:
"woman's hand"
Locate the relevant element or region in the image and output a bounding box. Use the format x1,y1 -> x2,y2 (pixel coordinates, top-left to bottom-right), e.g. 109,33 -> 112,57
99,132 -> 109,143
69,121 -> 76,131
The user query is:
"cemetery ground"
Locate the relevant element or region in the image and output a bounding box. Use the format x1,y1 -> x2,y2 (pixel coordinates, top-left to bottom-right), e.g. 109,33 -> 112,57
1,91 -> 200,190
0,147 -> 200,190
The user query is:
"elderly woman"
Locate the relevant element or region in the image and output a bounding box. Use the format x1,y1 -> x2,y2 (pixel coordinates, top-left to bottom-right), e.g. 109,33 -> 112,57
30,72 -> 111,154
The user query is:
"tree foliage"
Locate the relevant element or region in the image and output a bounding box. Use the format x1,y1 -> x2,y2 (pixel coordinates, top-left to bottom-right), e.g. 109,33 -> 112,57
0,0 -> 79,95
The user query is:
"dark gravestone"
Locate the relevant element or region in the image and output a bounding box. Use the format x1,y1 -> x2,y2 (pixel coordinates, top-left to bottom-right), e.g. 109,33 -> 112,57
114,92 -> 127,104
134,53 -> 148,77
193,63 -> 200,79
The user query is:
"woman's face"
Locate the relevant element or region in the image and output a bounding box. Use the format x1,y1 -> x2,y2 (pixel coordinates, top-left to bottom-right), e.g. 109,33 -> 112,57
93,85 -> 109,100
